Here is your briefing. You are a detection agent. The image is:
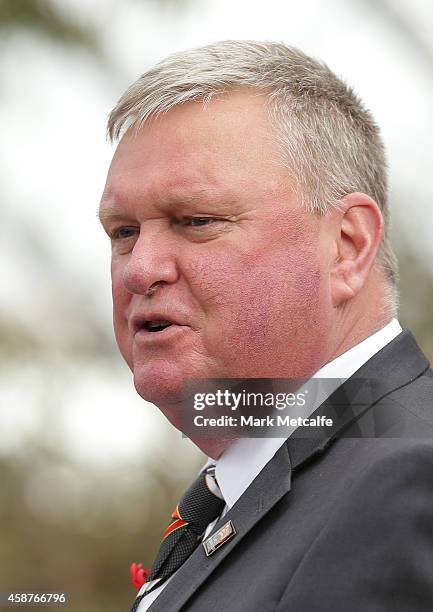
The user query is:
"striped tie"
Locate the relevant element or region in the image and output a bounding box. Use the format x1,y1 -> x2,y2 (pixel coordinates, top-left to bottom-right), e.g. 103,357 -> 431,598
130,465 -> 224,612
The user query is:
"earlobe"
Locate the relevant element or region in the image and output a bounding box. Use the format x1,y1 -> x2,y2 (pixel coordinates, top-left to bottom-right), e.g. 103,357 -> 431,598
331,193 -> 384,307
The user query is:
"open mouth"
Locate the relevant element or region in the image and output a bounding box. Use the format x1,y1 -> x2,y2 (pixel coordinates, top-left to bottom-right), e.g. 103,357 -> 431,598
143,320 -> 173,333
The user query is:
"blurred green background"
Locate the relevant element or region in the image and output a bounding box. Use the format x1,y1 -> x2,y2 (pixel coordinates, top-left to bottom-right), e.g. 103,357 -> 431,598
1,0 -> 432,610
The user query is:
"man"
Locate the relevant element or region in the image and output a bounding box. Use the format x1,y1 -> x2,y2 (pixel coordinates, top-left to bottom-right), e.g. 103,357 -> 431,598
99,41 -> 433,611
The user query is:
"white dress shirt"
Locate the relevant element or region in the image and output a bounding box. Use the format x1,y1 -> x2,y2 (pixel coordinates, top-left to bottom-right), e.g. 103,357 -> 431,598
136,319 -> 402,610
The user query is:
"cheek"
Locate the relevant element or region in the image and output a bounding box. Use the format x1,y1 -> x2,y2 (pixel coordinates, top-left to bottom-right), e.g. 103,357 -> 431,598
111,270 -> 133,366
189,248 -> 329,377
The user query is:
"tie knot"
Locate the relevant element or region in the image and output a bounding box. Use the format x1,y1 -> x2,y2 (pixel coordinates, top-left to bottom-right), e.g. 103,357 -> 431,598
177,466 -> 225,535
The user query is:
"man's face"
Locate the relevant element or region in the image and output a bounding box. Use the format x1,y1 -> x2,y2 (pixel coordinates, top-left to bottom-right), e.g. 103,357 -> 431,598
100,91 -> 334,412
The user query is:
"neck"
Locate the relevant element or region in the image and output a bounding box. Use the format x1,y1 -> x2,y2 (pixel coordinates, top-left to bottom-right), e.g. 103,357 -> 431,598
328,270 -> 395,362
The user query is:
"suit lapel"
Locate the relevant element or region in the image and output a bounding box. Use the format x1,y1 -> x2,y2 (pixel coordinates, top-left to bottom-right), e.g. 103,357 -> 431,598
287,329 -> 430,469
148,329 -> 429,611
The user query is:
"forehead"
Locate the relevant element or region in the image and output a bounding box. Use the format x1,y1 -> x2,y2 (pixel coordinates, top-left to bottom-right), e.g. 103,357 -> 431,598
101,91 -> 290,208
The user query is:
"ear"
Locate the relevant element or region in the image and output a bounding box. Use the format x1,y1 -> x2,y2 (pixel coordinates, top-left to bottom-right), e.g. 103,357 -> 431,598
331,192 -> 384,307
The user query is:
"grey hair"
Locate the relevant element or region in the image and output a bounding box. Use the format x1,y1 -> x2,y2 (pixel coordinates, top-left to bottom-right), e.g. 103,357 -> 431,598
107,40 -> 398,300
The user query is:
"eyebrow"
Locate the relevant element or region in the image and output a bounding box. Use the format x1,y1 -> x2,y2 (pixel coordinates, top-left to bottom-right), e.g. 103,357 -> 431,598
156,188 -> 226,210
97,188 -> 231,223
96,206 -> 130,223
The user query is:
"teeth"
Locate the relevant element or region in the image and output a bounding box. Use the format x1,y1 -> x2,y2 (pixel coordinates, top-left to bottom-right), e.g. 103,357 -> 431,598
146,320 -> 172,331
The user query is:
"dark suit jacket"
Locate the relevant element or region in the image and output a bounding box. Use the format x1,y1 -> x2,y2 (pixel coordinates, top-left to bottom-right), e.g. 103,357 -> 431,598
148,330 -> 433,611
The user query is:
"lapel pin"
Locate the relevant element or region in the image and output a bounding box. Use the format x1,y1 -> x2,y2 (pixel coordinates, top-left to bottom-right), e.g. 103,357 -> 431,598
203,520 -> 237,556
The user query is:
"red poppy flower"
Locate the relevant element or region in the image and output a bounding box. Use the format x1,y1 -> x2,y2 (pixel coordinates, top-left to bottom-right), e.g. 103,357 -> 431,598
130,562 -> 151,588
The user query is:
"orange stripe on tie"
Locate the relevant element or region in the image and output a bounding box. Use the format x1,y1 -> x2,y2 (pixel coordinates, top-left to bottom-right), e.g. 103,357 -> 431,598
172,505 -> 182,520
163,518 -> 188,539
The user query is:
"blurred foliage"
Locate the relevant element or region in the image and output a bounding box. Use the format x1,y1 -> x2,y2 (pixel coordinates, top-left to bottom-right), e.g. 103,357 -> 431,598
0,0 -> 98,51
0,446 -> 199,612
398,249 -> 433,363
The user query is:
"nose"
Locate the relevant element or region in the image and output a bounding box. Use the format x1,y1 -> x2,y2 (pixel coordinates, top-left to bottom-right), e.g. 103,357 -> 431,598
121,227 -> 179,295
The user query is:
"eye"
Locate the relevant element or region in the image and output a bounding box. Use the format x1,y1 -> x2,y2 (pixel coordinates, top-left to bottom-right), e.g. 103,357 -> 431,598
189,217 -> 213,227
111,227 -> 138,240
176,216 -> 220,228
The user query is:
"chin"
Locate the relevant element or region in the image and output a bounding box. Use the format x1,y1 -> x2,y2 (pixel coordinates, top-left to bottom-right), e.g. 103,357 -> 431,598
133,359 -> 186,407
